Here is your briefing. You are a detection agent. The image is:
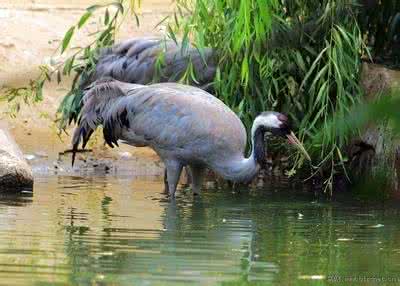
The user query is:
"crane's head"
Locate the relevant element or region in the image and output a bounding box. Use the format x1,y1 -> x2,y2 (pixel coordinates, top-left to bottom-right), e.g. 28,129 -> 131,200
252,112 -> 311,161
253,111 -> 290,135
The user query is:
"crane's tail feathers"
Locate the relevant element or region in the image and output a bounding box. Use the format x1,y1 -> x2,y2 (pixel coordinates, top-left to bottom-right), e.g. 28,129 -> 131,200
103,105 -> 132,149
103,110 -> 124,149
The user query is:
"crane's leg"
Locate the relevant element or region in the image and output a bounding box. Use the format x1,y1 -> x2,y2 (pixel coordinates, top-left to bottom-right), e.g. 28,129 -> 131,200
188,165 -> 205,196
165,160 -> 183,198
163,168 -> 168,194
183,167 -> 192,186
164,167 -> 190,193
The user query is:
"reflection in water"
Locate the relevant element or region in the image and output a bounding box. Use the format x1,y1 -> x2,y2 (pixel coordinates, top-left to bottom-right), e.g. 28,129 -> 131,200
0,175 -> 399,285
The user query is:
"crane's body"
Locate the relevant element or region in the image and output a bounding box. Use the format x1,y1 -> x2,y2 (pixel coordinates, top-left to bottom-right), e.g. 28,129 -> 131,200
72,78 -> 308,197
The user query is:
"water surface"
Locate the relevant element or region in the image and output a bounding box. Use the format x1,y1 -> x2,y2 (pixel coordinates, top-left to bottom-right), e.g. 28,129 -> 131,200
0,174 -> 400,286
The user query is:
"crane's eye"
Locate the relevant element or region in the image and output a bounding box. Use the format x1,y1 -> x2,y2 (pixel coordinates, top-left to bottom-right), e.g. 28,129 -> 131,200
277,113 -> 288,123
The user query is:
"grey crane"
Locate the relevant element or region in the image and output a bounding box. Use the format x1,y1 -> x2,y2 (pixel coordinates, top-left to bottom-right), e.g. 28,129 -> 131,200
71,78 -> 310,197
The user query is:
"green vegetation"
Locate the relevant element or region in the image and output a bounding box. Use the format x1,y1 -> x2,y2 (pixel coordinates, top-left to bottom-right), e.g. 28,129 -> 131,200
170,0 -> 365,190
311,91 -> 400,199
2,0 -> 400,194
56,1 -> 129,129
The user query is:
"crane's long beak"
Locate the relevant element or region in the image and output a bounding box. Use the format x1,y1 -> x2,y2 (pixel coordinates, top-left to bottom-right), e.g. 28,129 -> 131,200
286,131 -> 311,161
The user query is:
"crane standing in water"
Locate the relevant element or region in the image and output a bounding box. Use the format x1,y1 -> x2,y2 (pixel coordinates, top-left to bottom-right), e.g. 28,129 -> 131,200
71,78 -> 310,197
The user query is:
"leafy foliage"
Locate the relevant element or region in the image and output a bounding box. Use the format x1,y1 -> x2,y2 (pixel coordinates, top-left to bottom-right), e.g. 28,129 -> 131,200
0,78 -> 45,117
311,89 -> 400,197
169,0 -> 365,190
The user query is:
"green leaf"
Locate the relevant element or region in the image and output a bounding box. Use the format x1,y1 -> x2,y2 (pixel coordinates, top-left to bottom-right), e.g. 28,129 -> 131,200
174,12 -> 180,29
98,26 -> 113,43
35,80 -> 45,102
313,81 -> 328,109
57,70 -> 62,84
155,15 -> 169,28
78,11 -> 92,29
299,45 -> 329,91
130,0 -> 141,11
133,11 -> 140,27
167,24 -> 178,45
63,56 -> 75,76
61,26 -> 75,54
295,51 -> 306,73
241,55 -> 249,86
104,9 -> 110,25
181,28 -> 189,55
86,4 -> 102,12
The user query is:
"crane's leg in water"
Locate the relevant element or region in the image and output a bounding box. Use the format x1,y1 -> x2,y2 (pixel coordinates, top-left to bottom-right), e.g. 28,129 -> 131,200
164,167 -> 190,193
165,160 -> 183,198
163,168 -> 168,194
183,167 -> 192,186
188,165 -> 205,196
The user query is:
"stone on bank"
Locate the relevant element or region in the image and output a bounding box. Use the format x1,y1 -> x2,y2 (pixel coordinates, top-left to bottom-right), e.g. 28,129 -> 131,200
0,127 -> 33,191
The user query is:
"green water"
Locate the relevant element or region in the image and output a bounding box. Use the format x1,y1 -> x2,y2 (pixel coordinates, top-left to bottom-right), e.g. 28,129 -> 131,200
0,174 -> 400,286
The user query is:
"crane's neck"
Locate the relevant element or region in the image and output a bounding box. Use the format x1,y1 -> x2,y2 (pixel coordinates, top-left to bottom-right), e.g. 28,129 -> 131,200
250,123 -> 267,168
214,122 -> 266,183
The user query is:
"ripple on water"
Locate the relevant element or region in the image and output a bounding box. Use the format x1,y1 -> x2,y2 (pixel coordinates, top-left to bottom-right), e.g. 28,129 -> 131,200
0,175 -> 399,285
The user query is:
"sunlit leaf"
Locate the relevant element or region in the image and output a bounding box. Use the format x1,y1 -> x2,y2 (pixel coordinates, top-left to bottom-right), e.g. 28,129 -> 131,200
78,11 -> 92,29
61,26 -> 75,54
104,9 -> 110,25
